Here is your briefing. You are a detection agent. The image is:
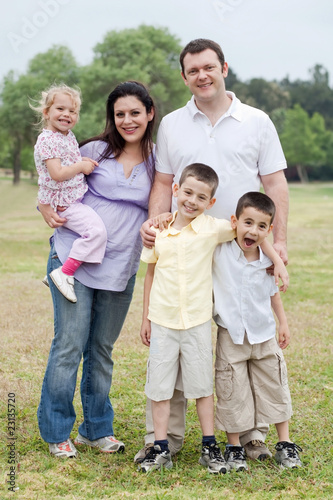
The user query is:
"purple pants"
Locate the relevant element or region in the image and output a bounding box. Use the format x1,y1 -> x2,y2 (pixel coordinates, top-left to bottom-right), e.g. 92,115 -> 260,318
60,202 -> 107,263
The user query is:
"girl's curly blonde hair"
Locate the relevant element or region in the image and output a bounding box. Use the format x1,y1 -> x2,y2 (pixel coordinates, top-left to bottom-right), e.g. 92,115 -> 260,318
30,83 -> 82,131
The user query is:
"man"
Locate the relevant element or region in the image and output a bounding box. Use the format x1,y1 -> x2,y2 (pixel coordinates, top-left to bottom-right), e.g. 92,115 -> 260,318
137,38 -> 289,463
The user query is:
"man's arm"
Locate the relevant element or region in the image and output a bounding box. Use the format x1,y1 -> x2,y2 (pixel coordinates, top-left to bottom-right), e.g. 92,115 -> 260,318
140,172 -> 173,248
261,170 -> 289,264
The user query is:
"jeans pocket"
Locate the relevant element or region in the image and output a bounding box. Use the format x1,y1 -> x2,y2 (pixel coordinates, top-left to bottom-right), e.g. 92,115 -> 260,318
276,352 -> 288,386
216,361 -> 233,400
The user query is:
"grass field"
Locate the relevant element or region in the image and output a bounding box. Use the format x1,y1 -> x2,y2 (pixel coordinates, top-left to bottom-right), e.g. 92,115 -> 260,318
0,180 -> 332,499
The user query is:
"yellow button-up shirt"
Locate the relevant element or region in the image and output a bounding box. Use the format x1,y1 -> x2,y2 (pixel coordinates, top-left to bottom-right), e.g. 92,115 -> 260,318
141,212 -> 235,329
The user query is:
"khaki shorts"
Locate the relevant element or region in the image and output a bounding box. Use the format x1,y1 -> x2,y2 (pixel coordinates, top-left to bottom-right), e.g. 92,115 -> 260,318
215,327 -> 292,433
145,321 -> 213,401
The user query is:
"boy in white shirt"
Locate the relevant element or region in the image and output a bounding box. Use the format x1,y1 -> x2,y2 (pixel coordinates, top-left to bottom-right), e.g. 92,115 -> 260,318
139,165 -> 286,474
213,191 -> 302,471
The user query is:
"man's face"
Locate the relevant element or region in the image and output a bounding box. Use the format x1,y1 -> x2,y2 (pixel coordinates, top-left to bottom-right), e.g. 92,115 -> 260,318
181,49 -> 228,104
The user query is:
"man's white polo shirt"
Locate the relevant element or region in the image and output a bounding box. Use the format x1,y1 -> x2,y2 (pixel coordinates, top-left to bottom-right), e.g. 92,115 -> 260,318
213,239 -> 278,345
156,91 -> 287,219
141,212 -> 235,330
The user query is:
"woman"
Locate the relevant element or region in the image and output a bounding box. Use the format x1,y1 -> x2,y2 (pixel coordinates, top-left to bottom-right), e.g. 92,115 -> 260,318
38,81 -> 156,458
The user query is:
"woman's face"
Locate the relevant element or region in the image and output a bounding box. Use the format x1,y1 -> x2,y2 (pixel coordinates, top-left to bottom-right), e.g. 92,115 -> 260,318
114,95 -> 154,146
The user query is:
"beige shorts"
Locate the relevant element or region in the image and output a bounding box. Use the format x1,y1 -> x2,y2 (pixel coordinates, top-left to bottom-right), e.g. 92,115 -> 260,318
215,327 -> 293,433
145,321 -> 213,401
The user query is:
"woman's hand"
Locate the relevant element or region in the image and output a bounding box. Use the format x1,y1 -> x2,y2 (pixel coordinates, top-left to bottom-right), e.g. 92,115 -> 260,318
38,203 -> 67,228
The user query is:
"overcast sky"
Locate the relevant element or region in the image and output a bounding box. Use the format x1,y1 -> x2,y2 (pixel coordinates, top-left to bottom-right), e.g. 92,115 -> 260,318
1,0 -> 332,85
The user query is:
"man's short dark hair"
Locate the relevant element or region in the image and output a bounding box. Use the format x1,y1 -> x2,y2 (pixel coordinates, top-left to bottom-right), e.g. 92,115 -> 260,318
179,163 -> 219,198
180,39 -> 225,75
236,192 -> 276,223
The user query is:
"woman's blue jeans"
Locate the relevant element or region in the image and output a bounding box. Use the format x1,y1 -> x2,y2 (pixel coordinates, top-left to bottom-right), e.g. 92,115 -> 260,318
37,241 -> 135,443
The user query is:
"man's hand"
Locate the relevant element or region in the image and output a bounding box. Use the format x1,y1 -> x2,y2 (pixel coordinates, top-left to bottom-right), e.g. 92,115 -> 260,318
38,203 -> 67,228
273,241 -> 288,266
140,219 -> 156,248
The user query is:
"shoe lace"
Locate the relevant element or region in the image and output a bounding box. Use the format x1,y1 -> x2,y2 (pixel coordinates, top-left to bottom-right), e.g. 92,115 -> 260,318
58,440 -> 72,452
208,443 -> 224,461
276,442 -> 302,458
229,446 -> 246,460
144,446 -> 159,462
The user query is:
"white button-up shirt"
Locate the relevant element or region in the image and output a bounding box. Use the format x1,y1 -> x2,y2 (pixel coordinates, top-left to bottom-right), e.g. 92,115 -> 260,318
213,239 -> 278,344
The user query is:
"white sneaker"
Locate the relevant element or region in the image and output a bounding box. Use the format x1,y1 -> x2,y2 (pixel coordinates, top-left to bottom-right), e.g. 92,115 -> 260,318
42,275 -> 49,287
139,445 -> 173,472
74,433 -> 125,453
49,439 -> 77,458
50,267 -> 77,303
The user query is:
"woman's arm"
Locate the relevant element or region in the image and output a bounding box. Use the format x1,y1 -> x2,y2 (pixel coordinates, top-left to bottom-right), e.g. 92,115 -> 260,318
38,203 -> 67,228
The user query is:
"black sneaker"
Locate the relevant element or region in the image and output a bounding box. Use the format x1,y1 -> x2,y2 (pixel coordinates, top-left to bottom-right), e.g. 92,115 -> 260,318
225,445 -> 248,471
275,441 -> 303,468
199,442 -> 230,474
139,445 -> 173,472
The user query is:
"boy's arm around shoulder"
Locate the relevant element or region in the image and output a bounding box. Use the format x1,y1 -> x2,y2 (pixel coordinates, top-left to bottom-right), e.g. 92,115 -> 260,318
215,218 -> 236,243
271,292 -> 290,349
261,239 -> 289,292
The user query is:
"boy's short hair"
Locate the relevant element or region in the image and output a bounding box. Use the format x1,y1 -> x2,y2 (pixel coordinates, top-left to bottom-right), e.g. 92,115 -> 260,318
180,39 -> 225,75
179,163 -> 219,198
236,192 -> 276,223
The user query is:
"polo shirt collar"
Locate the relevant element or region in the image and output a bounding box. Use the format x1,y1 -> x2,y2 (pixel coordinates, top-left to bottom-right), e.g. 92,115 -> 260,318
186,91 -> 243,122
231,238 -> 265,264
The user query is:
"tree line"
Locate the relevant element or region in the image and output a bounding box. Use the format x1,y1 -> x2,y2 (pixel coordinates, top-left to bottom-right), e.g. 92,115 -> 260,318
1,25 -> 332,184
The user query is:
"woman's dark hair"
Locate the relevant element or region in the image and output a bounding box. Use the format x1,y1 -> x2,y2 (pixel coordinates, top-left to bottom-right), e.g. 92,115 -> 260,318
80,81 -> 156,182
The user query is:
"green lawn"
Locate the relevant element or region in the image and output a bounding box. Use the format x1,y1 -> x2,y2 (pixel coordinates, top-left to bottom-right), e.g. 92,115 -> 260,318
0,180 -> 332,499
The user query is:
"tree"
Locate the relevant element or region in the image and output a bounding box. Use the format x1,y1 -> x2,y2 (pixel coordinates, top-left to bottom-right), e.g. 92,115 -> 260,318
280,105 -> 327,182
280,65 -> 333,130
231,79 -> 290,114
78,24 -> 189,134
0,72 -> 38,184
